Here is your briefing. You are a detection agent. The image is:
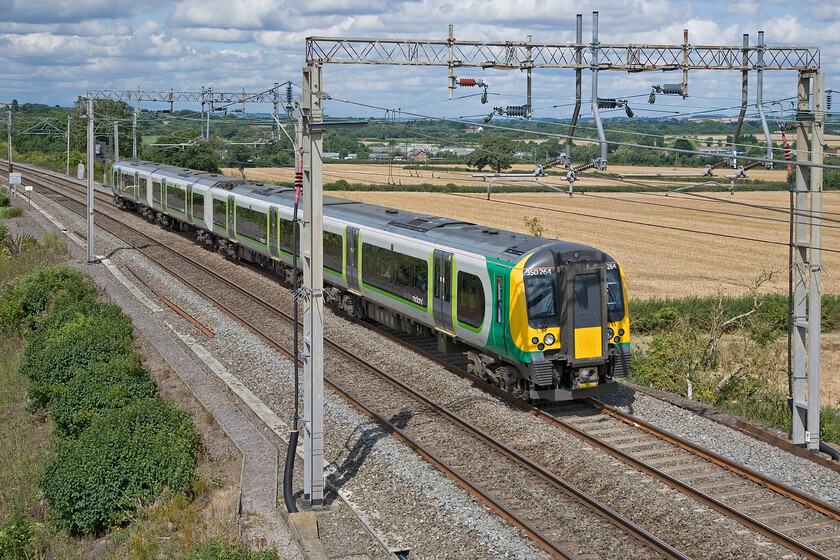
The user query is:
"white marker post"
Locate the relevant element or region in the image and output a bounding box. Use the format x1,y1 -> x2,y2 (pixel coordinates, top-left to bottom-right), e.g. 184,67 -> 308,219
24,185 -> 32,209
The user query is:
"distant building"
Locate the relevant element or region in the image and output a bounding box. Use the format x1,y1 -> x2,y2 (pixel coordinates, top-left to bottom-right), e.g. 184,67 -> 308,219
344,153 -> 357,160
323,152 -> 340,159
410,150 -> 429,162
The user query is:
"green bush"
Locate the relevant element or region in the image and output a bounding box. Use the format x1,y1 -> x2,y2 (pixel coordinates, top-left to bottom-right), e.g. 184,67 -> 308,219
21,302 -> 134,409
177,538 -> 279,560
0,266 -> 98,335
41,397 -> 202,533
0,192 -> 8,207
0,510 -> 44,560
48,354 -> 158,437
0,208 -> 21,220
629,293 -> 799,335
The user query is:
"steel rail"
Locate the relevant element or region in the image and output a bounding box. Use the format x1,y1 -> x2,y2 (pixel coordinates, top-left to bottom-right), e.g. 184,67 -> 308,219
588,399 -> 840,523
349,323 -> 837,560
21,163 -> 836,559
21,173 -> 588,559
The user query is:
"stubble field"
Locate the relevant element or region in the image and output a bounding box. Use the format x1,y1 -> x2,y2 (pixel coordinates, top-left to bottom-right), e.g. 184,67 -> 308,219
225,164 -> 840,402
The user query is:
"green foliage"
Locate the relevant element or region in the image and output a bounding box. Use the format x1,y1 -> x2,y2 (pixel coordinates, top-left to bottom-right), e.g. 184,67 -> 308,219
142,133 -> 221,173
523,216 -> 545,237
48,354 -> 158,438
466,135 -> 516,172
630,293 -> 840,335
0,192 -> 9,207
41,397 -> 202,534
0,267 -> 98,335
21,302 -> 134,409
0,510 -> 44,560
0,208 -> 21,220
176,538 -> 279,560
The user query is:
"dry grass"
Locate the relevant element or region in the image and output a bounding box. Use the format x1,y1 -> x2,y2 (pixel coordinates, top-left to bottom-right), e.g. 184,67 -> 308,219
325,189 -> 840,301
221,166 -> 840,403
225,162 -> 790,190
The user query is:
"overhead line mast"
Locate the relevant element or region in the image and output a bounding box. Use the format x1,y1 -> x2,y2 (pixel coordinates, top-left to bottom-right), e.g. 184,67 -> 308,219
305,18 -> 828,457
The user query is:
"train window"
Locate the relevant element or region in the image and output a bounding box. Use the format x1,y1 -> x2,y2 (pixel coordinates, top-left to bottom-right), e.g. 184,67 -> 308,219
278,218 -> 294,251
152,181 -> 162,207
167,184 -> 186,213
121,172 -> 133,193
395,253 -> 427,291
606,267 -> 625,323
192,191 -> 204,221
324,231 -> 343,273
362,243 -> 393,287
235,205 -> 267,244
574,273 -> 602,329
524,274 -> 559,328
213,198 -> 226,229
362,243 -> 427,307
457,272 -> 485,329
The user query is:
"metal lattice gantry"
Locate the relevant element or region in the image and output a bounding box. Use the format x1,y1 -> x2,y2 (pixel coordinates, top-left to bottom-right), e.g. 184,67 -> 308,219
87,87 -> 284,106
306,33 -> 819,71
302,17 -> 828,461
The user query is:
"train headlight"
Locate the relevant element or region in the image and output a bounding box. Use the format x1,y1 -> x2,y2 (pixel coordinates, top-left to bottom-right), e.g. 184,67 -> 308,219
606,328 -> 615,340
543,333 -> 555,346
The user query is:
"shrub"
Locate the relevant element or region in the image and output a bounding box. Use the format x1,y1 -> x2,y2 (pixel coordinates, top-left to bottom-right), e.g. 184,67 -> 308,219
41,398 -> 202,533
178,538 -> 279,560
0,266 -> 98,335
49,354 -> 158,437
21,302 -> 134,409
0,207 -> 21,219
0,510 -> 44,560
0,192 -> 9,207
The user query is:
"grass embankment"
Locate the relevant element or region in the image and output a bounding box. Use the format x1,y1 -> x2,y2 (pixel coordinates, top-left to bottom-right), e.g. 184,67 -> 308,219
0,193 -> 276,559
628,294 -> 840,445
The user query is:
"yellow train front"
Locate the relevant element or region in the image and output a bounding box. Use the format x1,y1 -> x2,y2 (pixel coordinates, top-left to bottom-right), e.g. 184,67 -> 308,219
498,244 -> 630,401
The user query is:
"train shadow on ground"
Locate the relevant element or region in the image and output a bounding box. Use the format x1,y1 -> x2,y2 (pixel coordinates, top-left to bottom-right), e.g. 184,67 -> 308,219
323,410 -> 413,506
597,383 -> 639,416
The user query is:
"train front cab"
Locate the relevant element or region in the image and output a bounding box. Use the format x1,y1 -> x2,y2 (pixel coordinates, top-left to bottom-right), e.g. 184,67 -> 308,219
512,248 -> 630,401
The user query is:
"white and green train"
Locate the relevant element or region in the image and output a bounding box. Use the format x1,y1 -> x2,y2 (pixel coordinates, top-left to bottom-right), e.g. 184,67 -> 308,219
112,159 -> 630,401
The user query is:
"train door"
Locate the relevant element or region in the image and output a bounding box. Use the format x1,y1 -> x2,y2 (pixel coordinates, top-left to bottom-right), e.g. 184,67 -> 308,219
432,249 -> 455,334
268,207 -> 279,258
226,195 -> 236,238
162,179 -> 168,211
561,263 -> 607,364
495,274 -> 508,352
346,226 -> 360,293
186,185 -> 193,221
133,172 -> 140,202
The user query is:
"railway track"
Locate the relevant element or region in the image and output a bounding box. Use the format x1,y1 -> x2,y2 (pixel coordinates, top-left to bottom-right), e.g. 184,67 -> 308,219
9,164 -> 693,559
8,162 -> 840,558
370,322 -> 840,560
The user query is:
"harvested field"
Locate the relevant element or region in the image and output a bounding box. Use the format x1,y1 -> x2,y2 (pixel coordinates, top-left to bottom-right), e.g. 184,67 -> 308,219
225,162 -> 789,190
323,190 -> 840,301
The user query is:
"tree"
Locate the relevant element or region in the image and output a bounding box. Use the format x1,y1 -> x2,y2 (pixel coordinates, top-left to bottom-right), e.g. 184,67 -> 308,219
466,135 -> 516,173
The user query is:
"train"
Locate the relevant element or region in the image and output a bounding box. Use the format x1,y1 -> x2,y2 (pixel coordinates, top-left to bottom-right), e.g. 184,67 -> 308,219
110,159 -> 630,401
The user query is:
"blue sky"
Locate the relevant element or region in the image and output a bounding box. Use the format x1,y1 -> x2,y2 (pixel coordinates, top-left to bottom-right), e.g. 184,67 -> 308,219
1,0 -> 837,122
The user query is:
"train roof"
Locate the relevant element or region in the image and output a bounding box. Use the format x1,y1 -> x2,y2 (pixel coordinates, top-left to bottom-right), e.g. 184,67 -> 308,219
113,159 -> 613,265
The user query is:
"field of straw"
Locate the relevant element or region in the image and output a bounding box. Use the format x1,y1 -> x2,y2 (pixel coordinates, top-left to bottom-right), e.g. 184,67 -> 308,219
225,165 -> 840,402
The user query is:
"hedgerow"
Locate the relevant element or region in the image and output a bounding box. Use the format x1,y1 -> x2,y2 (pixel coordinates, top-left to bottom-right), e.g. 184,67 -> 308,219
0,266 -> 98,335
48,354 -> 158,438
41,397 -> 202,534
21,302 -> 134,409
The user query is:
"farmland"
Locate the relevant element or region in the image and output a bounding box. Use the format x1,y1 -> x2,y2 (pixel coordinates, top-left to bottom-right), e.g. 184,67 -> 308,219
224,164 -> 834,299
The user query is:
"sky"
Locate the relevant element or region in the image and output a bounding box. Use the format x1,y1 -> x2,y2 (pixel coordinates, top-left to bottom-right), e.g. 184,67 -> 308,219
0,0 -> 838,123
